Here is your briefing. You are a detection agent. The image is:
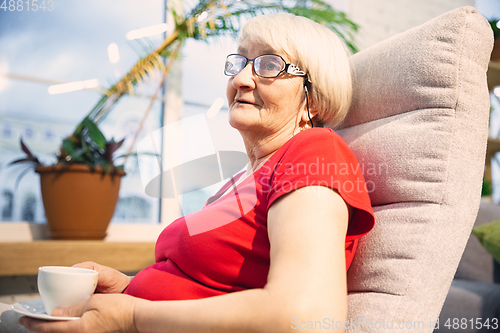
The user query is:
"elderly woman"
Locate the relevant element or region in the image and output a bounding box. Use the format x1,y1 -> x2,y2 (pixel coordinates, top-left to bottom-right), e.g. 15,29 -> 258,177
20,12 -> 374,333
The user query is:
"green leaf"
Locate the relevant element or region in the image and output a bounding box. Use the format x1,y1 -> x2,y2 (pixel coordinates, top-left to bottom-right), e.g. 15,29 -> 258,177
482,178 -> 493,196
82,118 -> 106,150
68,0 -> 360,166
489,20 -> 500,40
472,220 -> 500,265
88,95 -> 110,121
69,148 -> 86,160
62,139 -> 75,155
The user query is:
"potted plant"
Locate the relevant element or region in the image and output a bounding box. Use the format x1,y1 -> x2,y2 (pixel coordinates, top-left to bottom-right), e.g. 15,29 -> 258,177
11,0 -> 359,239
12,118 -> 126,239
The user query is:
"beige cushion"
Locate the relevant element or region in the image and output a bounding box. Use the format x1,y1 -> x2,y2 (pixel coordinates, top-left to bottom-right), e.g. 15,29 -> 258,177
335,6 -> 493,332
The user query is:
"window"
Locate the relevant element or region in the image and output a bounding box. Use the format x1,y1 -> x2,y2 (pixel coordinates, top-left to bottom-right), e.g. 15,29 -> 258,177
0,1 -> 166,224
1,190 -> 14,220
0,1 -> 242,228
2,124 -> 12,138
43,129 -> 54,142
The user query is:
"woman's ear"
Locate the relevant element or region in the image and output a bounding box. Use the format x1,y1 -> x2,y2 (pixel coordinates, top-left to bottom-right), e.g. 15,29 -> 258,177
301,108 -> 318,123
301,85 -> 318,123
301,92 -> 319,122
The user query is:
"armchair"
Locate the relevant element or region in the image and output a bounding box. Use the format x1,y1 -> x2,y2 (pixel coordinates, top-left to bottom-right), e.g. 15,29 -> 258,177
334,6 -> 493,332
0,6 -> 493,333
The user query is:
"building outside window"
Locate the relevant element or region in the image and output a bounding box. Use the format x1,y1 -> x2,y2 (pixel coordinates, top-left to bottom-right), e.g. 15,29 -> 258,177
0,1 -> 238,227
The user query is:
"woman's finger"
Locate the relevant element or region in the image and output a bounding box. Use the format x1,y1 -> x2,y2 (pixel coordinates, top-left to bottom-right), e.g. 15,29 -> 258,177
51,300 -> 86,318
72,261 -> 99,270
19,316 -> 82,333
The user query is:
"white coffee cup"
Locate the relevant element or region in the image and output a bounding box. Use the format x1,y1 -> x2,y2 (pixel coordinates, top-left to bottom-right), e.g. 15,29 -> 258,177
38,266 -> 98,316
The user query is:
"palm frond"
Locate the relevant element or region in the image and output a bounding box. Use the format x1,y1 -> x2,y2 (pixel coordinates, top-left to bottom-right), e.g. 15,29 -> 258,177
72,0 -> 359,161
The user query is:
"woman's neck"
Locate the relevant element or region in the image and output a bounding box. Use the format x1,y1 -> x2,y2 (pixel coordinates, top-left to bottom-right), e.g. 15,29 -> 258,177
242,126 -> 300,173
245,151 -> 274,175
242,132 -> 293,173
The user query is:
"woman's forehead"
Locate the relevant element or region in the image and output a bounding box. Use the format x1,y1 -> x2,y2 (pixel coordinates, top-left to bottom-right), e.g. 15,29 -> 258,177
237,40 -> 276,56
236,38 -> 297,64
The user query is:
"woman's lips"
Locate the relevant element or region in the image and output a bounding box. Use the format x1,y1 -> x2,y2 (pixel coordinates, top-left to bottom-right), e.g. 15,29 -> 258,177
237,100 -> 254,105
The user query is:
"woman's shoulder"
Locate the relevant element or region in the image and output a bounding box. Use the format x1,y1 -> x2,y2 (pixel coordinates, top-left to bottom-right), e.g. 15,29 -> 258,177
286,127 -> 347,149
293,126 -> 339,139
277,127 -> 354,161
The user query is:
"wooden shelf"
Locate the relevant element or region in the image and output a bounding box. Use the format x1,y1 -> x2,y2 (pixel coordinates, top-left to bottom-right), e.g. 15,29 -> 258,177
0,241 -> 156,276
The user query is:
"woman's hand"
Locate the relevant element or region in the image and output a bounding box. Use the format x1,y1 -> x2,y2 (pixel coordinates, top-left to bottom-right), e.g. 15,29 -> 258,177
18,294 -> 143,333
73,262 -> 131,294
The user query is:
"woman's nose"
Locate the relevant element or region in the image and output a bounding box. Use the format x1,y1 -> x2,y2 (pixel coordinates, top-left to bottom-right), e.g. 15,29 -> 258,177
232,62 -> 256,89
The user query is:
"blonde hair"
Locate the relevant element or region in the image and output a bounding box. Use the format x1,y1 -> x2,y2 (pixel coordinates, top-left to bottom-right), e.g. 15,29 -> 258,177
239,13 -> 353,128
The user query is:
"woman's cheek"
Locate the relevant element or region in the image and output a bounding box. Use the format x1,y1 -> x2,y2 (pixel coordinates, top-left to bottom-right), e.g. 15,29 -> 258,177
226,78 -> 236,105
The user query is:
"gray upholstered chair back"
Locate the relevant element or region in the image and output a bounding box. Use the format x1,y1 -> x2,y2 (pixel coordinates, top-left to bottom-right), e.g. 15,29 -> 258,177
335,6 -> 493,332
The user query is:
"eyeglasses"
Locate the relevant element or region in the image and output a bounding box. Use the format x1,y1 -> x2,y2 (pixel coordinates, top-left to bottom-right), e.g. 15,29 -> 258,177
224,54 -> 306,78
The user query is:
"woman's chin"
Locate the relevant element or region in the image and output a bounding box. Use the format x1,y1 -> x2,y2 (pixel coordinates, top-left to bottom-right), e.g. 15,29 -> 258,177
228,112 -> 257,131
228,117 -> 251,131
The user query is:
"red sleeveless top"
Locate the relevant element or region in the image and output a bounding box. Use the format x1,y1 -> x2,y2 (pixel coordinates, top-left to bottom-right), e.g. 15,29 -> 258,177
125,128 -> 375,300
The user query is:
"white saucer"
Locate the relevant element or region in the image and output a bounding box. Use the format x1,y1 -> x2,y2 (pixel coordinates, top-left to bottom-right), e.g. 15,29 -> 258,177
11,300 -> 79,321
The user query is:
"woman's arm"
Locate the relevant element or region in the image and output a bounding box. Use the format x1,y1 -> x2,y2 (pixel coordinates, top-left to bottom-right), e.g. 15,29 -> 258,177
136,185 -> 349,333
20,186 -> 349,333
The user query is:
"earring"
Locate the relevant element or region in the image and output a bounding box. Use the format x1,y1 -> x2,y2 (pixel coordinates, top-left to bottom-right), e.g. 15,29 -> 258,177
300,123 -> 312,132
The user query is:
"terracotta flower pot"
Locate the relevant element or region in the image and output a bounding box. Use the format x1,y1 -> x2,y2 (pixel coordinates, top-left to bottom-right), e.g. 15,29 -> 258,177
35,164 -> 126,240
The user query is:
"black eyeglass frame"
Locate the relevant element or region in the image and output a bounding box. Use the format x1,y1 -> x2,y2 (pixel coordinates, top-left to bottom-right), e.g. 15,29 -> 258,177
224,53 -> 306,78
